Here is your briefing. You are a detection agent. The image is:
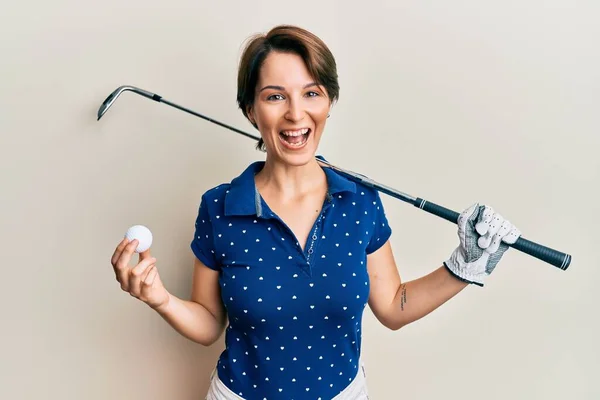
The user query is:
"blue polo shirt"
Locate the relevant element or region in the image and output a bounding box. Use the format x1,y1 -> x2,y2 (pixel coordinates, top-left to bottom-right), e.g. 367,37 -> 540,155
190,158 -> 392,399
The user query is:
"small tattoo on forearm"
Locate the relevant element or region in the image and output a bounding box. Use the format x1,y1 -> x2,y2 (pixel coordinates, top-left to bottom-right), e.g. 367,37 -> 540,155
400,284 -> 407,311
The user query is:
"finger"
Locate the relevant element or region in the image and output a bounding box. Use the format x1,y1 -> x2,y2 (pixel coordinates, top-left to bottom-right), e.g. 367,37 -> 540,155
139,248 -> 152,262
129,257 -> 156,297
475,206 -> 495,235
112,238 -> 129,285
478,234 -> 492,249
482,211 -> 504,239
114,240 -> 136,288
477,210 -> 506,249
460,203 -> 479,224
142,265 -> 159,294
116,239 -> 139,270
502,226 -> 521,245
486,219 -> 512,253
488,213 -> 505,236
129,257 -> 156,295
458,203 -> 479,240
115,239 -> 139,288
111,238 -> 129,267
141,262 -> 156,283
146,266 -> 159,287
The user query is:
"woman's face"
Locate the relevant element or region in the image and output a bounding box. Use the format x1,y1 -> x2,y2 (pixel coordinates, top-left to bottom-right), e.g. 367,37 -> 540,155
248,51 -> 331,167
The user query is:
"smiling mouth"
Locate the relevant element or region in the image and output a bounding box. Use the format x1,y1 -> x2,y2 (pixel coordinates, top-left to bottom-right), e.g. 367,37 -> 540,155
279,128 -> 311,147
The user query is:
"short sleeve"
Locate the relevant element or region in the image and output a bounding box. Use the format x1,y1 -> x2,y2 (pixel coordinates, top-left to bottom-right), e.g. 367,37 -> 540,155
366,190 -> 392,254
190,195 -> 220,271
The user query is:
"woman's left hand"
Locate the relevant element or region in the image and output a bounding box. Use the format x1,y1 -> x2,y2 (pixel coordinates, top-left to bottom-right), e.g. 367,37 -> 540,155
444,203 -> 521,286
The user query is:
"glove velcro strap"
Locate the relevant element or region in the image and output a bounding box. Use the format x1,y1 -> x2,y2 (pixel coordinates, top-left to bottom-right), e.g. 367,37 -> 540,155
443,262 -> 484,287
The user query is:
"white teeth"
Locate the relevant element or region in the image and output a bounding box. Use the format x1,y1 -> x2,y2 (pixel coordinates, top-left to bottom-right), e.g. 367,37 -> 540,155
281,128 -> 309,136
287,138 -> 307,147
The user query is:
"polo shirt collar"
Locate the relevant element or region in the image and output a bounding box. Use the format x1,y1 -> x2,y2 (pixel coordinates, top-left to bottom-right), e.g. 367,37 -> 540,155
223,156 -> 356,217
319,155 -> 357,195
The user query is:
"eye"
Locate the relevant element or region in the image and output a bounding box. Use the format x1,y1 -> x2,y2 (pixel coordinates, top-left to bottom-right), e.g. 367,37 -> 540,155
267,94 -> 284,101
306,91 -> 320,97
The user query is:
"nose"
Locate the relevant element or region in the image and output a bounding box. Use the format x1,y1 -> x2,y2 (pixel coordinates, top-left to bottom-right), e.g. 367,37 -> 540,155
284,97 -> 304,122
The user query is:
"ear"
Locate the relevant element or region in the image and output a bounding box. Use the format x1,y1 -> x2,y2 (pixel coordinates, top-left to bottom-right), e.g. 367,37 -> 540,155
246,105 -> 255,125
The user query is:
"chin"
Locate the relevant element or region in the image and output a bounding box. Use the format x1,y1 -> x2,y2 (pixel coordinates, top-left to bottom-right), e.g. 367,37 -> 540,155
278,152 -> 316,167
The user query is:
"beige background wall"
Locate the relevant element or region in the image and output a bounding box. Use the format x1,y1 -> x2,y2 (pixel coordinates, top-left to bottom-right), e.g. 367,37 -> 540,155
2,1 -> 598,399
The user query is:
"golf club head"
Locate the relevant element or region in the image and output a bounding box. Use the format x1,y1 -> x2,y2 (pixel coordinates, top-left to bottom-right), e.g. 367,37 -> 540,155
97,85 -> 159,120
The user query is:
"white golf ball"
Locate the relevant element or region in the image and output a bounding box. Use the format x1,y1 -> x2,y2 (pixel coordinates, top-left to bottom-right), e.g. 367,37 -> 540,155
125,225 -> 153,253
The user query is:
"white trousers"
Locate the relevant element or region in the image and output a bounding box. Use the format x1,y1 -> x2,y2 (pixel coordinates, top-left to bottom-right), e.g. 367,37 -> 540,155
205,360 -> 369,400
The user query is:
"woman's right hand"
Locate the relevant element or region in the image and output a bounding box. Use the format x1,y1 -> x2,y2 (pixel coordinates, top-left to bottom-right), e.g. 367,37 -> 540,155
111,238 -> 170,311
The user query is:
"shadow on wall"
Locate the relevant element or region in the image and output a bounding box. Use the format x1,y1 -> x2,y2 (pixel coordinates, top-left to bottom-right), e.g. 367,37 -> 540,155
91,87 -> 246,399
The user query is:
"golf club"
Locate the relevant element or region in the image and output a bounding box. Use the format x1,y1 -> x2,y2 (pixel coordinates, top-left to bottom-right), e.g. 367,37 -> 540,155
97,85 -> 572,271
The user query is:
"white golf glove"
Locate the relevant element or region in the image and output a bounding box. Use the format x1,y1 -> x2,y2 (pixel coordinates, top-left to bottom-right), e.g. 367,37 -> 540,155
444,203 -> 521,286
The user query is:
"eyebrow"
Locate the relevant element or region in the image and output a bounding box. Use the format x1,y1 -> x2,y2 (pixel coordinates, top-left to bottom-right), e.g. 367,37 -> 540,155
258,82 -> 319,92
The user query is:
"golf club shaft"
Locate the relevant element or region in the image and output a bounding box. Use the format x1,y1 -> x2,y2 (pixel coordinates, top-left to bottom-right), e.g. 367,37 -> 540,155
97,85 -> 572,271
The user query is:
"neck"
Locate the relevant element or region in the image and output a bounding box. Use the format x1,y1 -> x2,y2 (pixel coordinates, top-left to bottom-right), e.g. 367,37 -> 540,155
255,156 -> 325,200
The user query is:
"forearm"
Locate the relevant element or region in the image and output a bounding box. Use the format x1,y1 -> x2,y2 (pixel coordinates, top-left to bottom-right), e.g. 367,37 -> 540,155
153,292 -> 225,346
388,265 -> 468,330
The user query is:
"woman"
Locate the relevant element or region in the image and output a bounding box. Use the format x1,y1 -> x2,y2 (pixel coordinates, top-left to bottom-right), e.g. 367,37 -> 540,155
110,25 -> 521,400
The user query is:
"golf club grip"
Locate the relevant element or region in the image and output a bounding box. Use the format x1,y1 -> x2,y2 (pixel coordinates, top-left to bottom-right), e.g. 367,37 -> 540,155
414,198 -> 571,270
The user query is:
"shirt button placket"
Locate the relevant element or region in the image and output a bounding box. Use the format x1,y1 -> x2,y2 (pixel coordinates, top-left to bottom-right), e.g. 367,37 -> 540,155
303,199 -> 330,275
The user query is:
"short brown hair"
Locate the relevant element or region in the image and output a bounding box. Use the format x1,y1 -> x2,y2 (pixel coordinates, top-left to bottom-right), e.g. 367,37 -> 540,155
236,25 -> 340,151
